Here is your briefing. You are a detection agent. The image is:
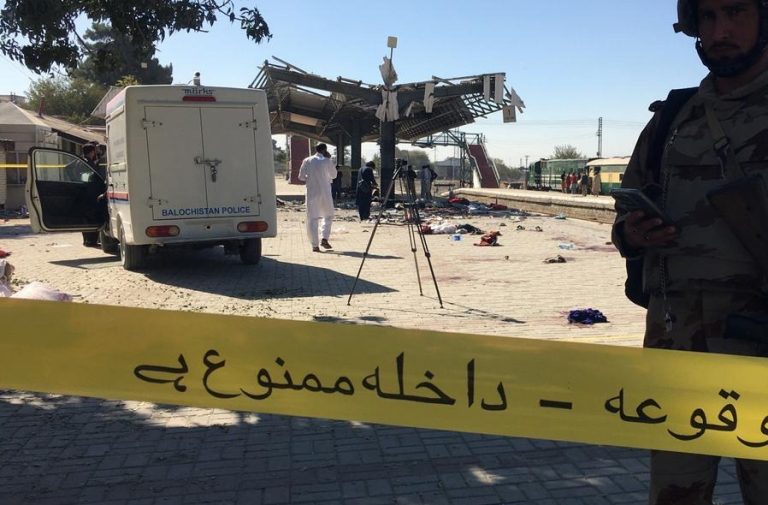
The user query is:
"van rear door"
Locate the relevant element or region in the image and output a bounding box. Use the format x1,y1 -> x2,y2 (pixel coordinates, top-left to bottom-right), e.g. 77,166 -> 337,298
25,148 -> 106,233
145,105 -> 261,221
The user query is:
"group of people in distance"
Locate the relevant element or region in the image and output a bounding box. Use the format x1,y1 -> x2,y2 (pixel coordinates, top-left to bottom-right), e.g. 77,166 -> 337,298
298,143 -> 438,252
560,170 -> 602,196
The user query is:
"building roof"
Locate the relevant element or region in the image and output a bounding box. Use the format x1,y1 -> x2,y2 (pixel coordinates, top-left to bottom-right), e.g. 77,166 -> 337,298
0,101 -> 49,128
0,101 -> 105,144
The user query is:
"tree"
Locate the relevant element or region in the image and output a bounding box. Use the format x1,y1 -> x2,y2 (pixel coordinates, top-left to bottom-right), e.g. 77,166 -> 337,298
26,76 -> 106,124
395,148 -> 430,169
272,139 -> 287,173
492,158 -> 523,182
0,1 -> 271,74
552,144 -> 584,159
70,23 -> 173,86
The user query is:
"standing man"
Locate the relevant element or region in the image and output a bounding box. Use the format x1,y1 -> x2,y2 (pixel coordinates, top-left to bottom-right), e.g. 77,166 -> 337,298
591,167 -> 602,196
580,171 -> 590,196
81,143 -> 106,247
405,164 -> 417,197
612,1 -> 768,503
355,161 -> 377,221
420,164 -> 436,200
331,165 -> 343,202
298,143 -> 336,252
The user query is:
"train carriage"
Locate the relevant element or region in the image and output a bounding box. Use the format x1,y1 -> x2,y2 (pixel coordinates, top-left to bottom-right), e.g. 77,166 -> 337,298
585,157 -> 630,194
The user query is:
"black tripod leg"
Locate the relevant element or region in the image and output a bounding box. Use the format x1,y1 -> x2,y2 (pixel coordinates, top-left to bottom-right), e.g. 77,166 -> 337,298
347,173 -> 399,305
416,224 -> 443,308
402,181 -> 424,296
408,194 -> 444,308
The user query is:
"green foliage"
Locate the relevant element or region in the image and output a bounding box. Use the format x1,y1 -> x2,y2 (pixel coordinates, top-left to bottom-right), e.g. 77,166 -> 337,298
395,148 -> 430,168
70,23 -> 173,86
115,75 -> 140,87
552,144 -> 584,159
493,158 -> 523,181
26,76 -> 106,124
272,139 -> 287,173
0,1 -> 271,74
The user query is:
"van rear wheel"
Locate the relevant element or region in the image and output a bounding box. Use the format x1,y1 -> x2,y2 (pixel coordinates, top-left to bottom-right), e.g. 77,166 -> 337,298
239,238 -> 262,265
119,224 -> 146,271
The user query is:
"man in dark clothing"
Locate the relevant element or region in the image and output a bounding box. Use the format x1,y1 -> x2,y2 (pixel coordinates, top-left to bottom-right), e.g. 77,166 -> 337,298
332,166 -> 343,202
405,165 -> 417,197
355,161 -> 378,221
81,143 -> 107,247
580,172 -> 590,196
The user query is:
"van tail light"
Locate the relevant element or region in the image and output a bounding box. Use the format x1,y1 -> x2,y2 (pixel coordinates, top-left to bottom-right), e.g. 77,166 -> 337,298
237,221 -> 268,233
182,96 -> 216,102
146,225 -> 180,237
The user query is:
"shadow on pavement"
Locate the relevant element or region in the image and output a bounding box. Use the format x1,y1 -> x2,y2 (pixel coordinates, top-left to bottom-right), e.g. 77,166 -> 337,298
0,390 -> 656,505
50,256 -> 121,269
329,251 -> 403,260
0,223 -> 34,237
143,253 -> 396,300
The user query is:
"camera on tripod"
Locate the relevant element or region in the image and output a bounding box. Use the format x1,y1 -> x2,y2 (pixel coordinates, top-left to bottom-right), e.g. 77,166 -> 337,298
395,158 -> 409,177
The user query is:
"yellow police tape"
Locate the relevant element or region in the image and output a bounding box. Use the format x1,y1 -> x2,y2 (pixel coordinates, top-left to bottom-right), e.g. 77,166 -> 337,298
1,298 -> 767,460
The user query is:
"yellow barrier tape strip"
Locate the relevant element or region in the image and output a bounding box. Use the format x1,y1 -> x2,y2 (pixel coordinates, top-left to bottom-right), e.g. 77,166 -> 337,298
2,298 -> 767,460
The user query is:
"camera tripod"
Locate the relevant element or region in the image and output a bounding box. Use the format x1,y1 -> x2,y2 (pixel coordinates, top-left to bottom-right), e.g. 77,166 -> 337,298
347,165 -> 443,308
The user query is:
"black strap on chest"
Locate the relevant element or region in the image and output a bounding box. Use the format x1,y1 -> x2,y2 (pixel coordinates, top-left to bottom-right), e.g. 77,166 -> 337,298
646,87 -> 698,182
624,87 -> 698,308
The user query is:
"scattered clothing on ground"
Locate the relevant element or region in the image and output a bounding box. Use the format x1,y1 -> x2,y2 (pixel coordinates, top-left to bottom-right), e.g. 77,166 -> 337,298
475,231 -> 502,246
567,308 -> 608,324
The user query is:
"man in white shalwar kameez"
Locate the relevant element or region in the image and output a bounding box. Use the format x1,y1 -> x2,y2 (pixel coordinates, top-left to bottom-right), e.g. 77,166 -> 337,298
298,143 -> 337,252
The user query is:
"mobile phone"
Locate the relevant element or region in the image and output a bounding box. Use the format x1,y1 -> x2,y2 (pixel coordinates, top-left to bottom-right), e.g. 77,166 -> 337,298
610,188 -> 672,224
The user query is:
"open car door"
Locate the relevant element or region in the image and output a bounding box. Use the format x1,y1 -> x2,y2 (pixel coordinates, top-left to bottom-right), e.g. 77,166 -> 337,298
25,148 -> 107,233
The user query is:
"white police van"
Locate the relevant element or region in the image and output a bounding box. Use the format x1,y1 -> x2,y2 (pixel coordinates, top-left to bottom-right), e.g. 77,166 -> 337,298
25,84 -> 277,270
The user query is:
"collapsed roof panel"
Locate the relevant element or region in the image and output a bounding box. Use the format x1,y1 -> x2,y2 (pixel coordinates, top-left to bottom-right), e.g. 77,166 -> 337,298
251,58 -> 524,145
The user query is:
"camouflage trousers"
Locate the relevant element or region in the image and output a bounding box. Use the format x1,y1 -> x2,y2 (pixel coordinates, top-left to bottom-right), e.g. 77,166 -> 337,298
645,289 -> 768,505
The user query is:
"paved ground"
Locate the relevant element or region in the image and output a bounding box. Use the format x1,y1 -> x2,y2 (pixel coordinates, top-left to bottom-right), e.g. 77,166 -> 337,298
0,179 -> 742,504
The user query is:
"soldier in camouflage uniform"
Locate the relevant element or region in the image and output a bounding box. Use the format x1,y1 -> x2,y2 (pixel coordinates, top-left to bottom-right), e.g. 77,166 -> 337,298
612,0 -> 768,503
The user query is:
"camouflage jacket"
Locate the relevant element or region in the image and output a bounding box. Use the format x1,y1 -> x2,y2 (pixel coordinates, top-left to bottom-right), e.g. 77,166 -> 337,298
613,69 -> 768,294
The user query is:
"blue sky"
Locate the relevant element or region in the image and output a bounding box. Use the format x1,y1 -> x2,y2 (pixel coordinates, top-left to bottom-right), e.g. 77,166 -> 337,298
0,0 -> 709,166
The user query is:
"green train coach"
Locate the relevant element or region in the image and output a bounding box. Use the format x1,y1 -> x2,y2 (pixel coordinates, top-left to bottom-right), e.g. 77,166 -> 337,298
528,158 -> 588,190
585,157 -> 630,194
527,157 -> 630,194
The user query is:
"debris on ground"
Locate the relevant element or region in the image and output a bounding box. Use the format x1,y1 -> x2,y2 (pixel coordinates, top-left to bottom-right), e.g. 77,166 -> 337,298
0,258 -> 14,297
456,224 -> 484,235
567,308 -> 608,324
558,242 -> 576,250
10,281 -> 73,302
474,231 -> 502,246
543,255 -> 567,264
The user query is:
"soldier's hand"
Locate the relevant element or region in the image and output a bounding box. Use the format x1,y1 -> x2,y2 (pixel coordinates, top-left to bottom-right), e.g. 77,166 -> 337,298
623,210 -> 676,249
